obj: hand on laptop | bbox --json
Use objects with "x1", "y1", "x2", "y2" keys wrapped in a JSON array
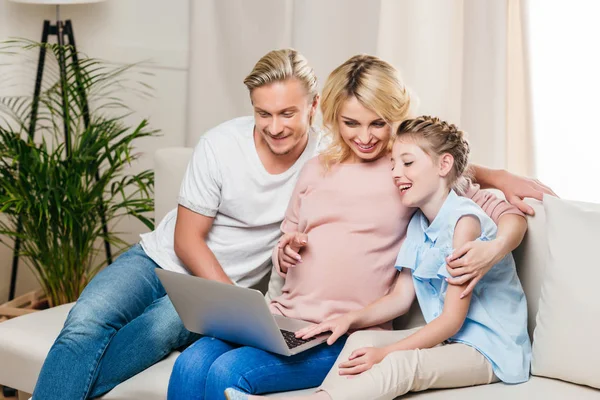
[
  {"x1": 277, "y1": 232, "x2": 308, "y2": 270},
  {"x1": 295, "y1": 313, "x2": 356, "y2": 345}
]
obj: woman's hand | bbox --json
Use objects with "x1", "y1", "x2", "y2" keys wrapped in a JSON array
[
  {"x1": 295, "y1": 313, "x2": 356, "y2": 345},
  {"x1": 338, "y1": 346, "x2": 389, "y2": 376},
  {"x1": 277, "y1": 232, "x2": 308, "y2": 271},
  {"x1": 445, "y1": 239, "x2": 504, "y2": 298}
]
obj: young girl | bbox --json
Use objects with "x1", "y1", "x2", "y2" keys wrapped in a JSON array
[
  {"x1": 236, "y1": 116, "x2": 532, "y2": 400},
  {"x1": 171, "y1": 55, "x2": 528, "y2": 400}
]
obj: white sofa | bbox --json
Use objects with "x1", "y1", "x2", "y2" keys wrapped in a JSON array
[{"x1": 1, "y1": 147, "x2": 599, "y2": 399}]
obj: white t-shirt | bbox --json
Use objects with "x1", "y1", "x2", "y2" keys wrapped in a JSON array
[{"x1": 140, "y1": 116, "x2": 321, "y2": 288}]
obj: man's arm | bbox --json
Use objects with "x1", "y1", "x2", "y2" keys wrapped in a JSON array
[
  {"x1": 470, "y1": 164, "x2": 557, "y2": 215},
  {"x1": 494, "y1": 213, "x2": 527, "y2": 256},
  {"x1": 469, "y1": 164, "x2": 499, "y2": 190},
  {"x1": 174, "y1": 205, "x2": 233, "y2": 285}
]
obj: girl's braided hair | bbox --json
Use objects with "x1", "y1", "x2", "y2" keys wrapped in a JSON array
[{"x1": 396, "y1": 116, "x2": 471, "y2": 192}]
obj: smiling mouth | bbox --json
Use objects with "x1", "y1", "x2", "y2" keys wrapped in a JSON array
[
  {"x1": 269, "y1": 135, "x2": 289, "y2": 141},
  {"x1": 399, "y1": 183, "x2": 412, "y2": 193},
  {"x1": 354, "y1": 142, "x2": 377, "y2": 152}
]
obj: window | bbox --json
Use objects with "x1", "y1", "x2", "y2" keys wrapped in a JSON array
[{"x1": 526, "y1": 0, "x2": 600, "y2": 203}]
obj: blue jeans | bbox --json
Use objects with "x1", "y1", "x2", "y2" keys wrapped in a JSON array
[
  {"x1": 32, "y1": 244, "x2": 200, "y2": 400},
  {"x1": 167, "y1": 335, "x2": 348, "y2": 400}
]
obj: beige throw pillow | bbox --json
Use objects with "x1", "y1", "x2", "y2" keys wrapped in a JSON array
[{"x1": 531, "y1": 195, "x2": 600, "y2": 388}]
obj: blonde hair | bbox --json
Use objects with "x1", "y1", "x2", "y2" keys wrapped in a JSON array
[
  {"x1": 244, "y1": 49, "x2": 318, "y2": 100},
  {"x1": 320, "y1": 54, "x2": 412, "y2": 168},
  {"x1": 396, "y1": 116, "x2": 472, "y2": 194}
]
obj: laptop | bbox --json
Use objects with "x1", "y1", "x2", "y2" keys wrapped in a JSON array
[{"x1": 155, "y1": 268, "x2": 328, "y2": 356}]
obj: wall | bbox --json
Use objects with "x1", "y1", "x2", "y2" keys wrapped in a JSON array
[
  {"x1": 0, "y1": 0, "x2": 190, "y2": 301},
  {"x1": 0, "y1": 0, "x2": 516, "y2": 302}
]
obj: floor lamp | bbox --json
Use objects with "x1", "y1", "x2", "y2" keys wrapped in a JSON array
[{"x1": 6, "y1": 0, "x2": 111, "y2": 306}]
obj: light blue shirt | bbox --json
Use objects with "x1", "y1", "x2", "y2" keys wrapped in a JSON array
[{"x1": 395, "y1": 190, "x2": 531, "y2": 383}]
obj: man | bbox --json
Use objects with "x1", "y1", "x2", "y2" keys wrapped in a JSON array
[{"x1": 32, "y1": 48, "x2": 552, "y2": 399}]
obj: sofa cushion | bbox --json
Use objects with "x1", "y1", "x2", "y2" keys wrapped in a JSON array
[
  {"x1": 511, "y1": 199, "x2": 547, "y2": 339},
  {"x1": 0, "y1": 303, "x2": 74, "y2": 394},
  {"x1": 2, "y1": 298, "x2": 599, "y2": 399},
  {"x1": 398, "y1": 376, "x2": 600, "y2": 399},
  {"x1": 531, "y1": 195, "x2": 600, "y2": 388}
]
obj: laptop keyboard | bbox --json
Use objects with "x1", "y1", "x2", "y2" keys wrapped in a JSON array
[{"x1": 281, "y1": 329, "x2": 314, "y2": 349}]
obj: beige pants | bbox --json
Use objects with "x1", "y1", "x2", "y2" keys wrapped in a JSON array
[{"x1": 319, "y1": 328, "x2": 499, "y2": 400}]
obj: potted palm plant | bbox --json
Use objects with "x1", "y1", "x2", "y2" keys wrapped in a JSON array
[{"x1": 0, "y1": 40, "x2": 158, "y2": 309}]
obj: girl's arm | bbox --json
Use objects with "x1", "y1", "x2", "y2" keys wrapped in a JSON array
[
  {"x1": 446, "y1": 184, "x2": 527, "y2": 297},
  {"x1": 350, "y1": 268, "x2": 415, "y2": 329},
  {"x1": 337, "y1": 216, "x2": 482, "y2": 376},
  {"x1": 297, "y1": 270, "x2": 415, "y2": 343},
  {"x1": 385, "y1": 215, "x2": 481, "y2": 353},
  {"x1": 446, "y1": 213, "x2": 526, "y2": 297}
]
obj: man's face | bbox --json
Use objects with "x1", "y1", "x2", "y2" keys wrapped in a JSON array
[{"x1": 251, "y1": 78, "x2": 317, "y2": 156}]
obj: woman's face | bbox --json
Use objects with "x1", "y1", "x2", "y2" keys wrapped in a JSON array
[{"x1": 337, "y1": 96, "x2": 391, "y2": 163}]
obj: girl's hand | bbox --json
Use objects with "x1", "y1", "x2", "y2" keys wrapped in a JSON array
[
  {"x1": 338, "y1": 346, "x2": 389, "y2": 376},
  {"x1": 277, "y1": 232, "x2": 308, "y2": 270},
  {"x1": 445, "y1": 239, "x2": 503, "y2": 298},
  {"x1": 295, "y1": 313, "x2": 355, "y2": 345}
]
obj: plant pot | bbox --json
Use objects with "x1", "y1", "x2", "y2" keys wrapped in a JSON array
[{"x1": 0, "y1": 289, "x2": 49, "y2": 323}]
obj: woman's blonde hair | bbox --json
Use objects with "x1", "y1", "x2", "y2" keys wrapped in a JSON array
[
  {"x1": 320, "y1": 55, "x2": 412, "y2": 168},
  {"x1": 396, "y1": 116, "x2": 472, "y2": 194},
  {"x1": 244, "y1": 49, "x2": 318, "y2": 101}
]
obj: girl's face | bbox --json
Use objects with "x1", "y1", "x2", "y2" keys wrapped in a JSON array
[
  {"x1": 337, "y1": 96, "x2": 391, "y2": 163},
  {"x1": 391, "y1": 138, "x2": 442, "y2": 208}
]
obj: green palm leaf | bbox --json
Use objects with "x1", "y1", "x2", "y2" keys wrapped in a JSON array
[{"x1": 0, "y1": 39, "x2": 159, "y2": 306}]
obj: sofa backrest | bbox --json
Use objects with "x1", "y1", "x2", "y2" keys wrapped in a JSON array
[
  {"x1": 154, "y1": 148, "x2": 546, "y2": 340},
  {"x1": 513, "y1": 199, "x2": 546, "y2": 339}
]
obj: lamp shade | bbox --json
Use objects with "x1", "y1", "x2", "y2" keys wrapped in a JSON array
[{"x1": 8, "y1": 0, "x2": 106, "y2": 4}]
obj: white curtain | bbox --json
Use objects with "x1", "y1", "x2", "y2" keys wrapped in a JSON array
[
  {"x1": 187, "y1": 0, "x2": 528, "y2": 170},
  {"x1": 0, "y1": 0, "x2": 532, "y2": 298},
  {"x1": 507, "y1": 0, "x2": 534, "y2": 177}
]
